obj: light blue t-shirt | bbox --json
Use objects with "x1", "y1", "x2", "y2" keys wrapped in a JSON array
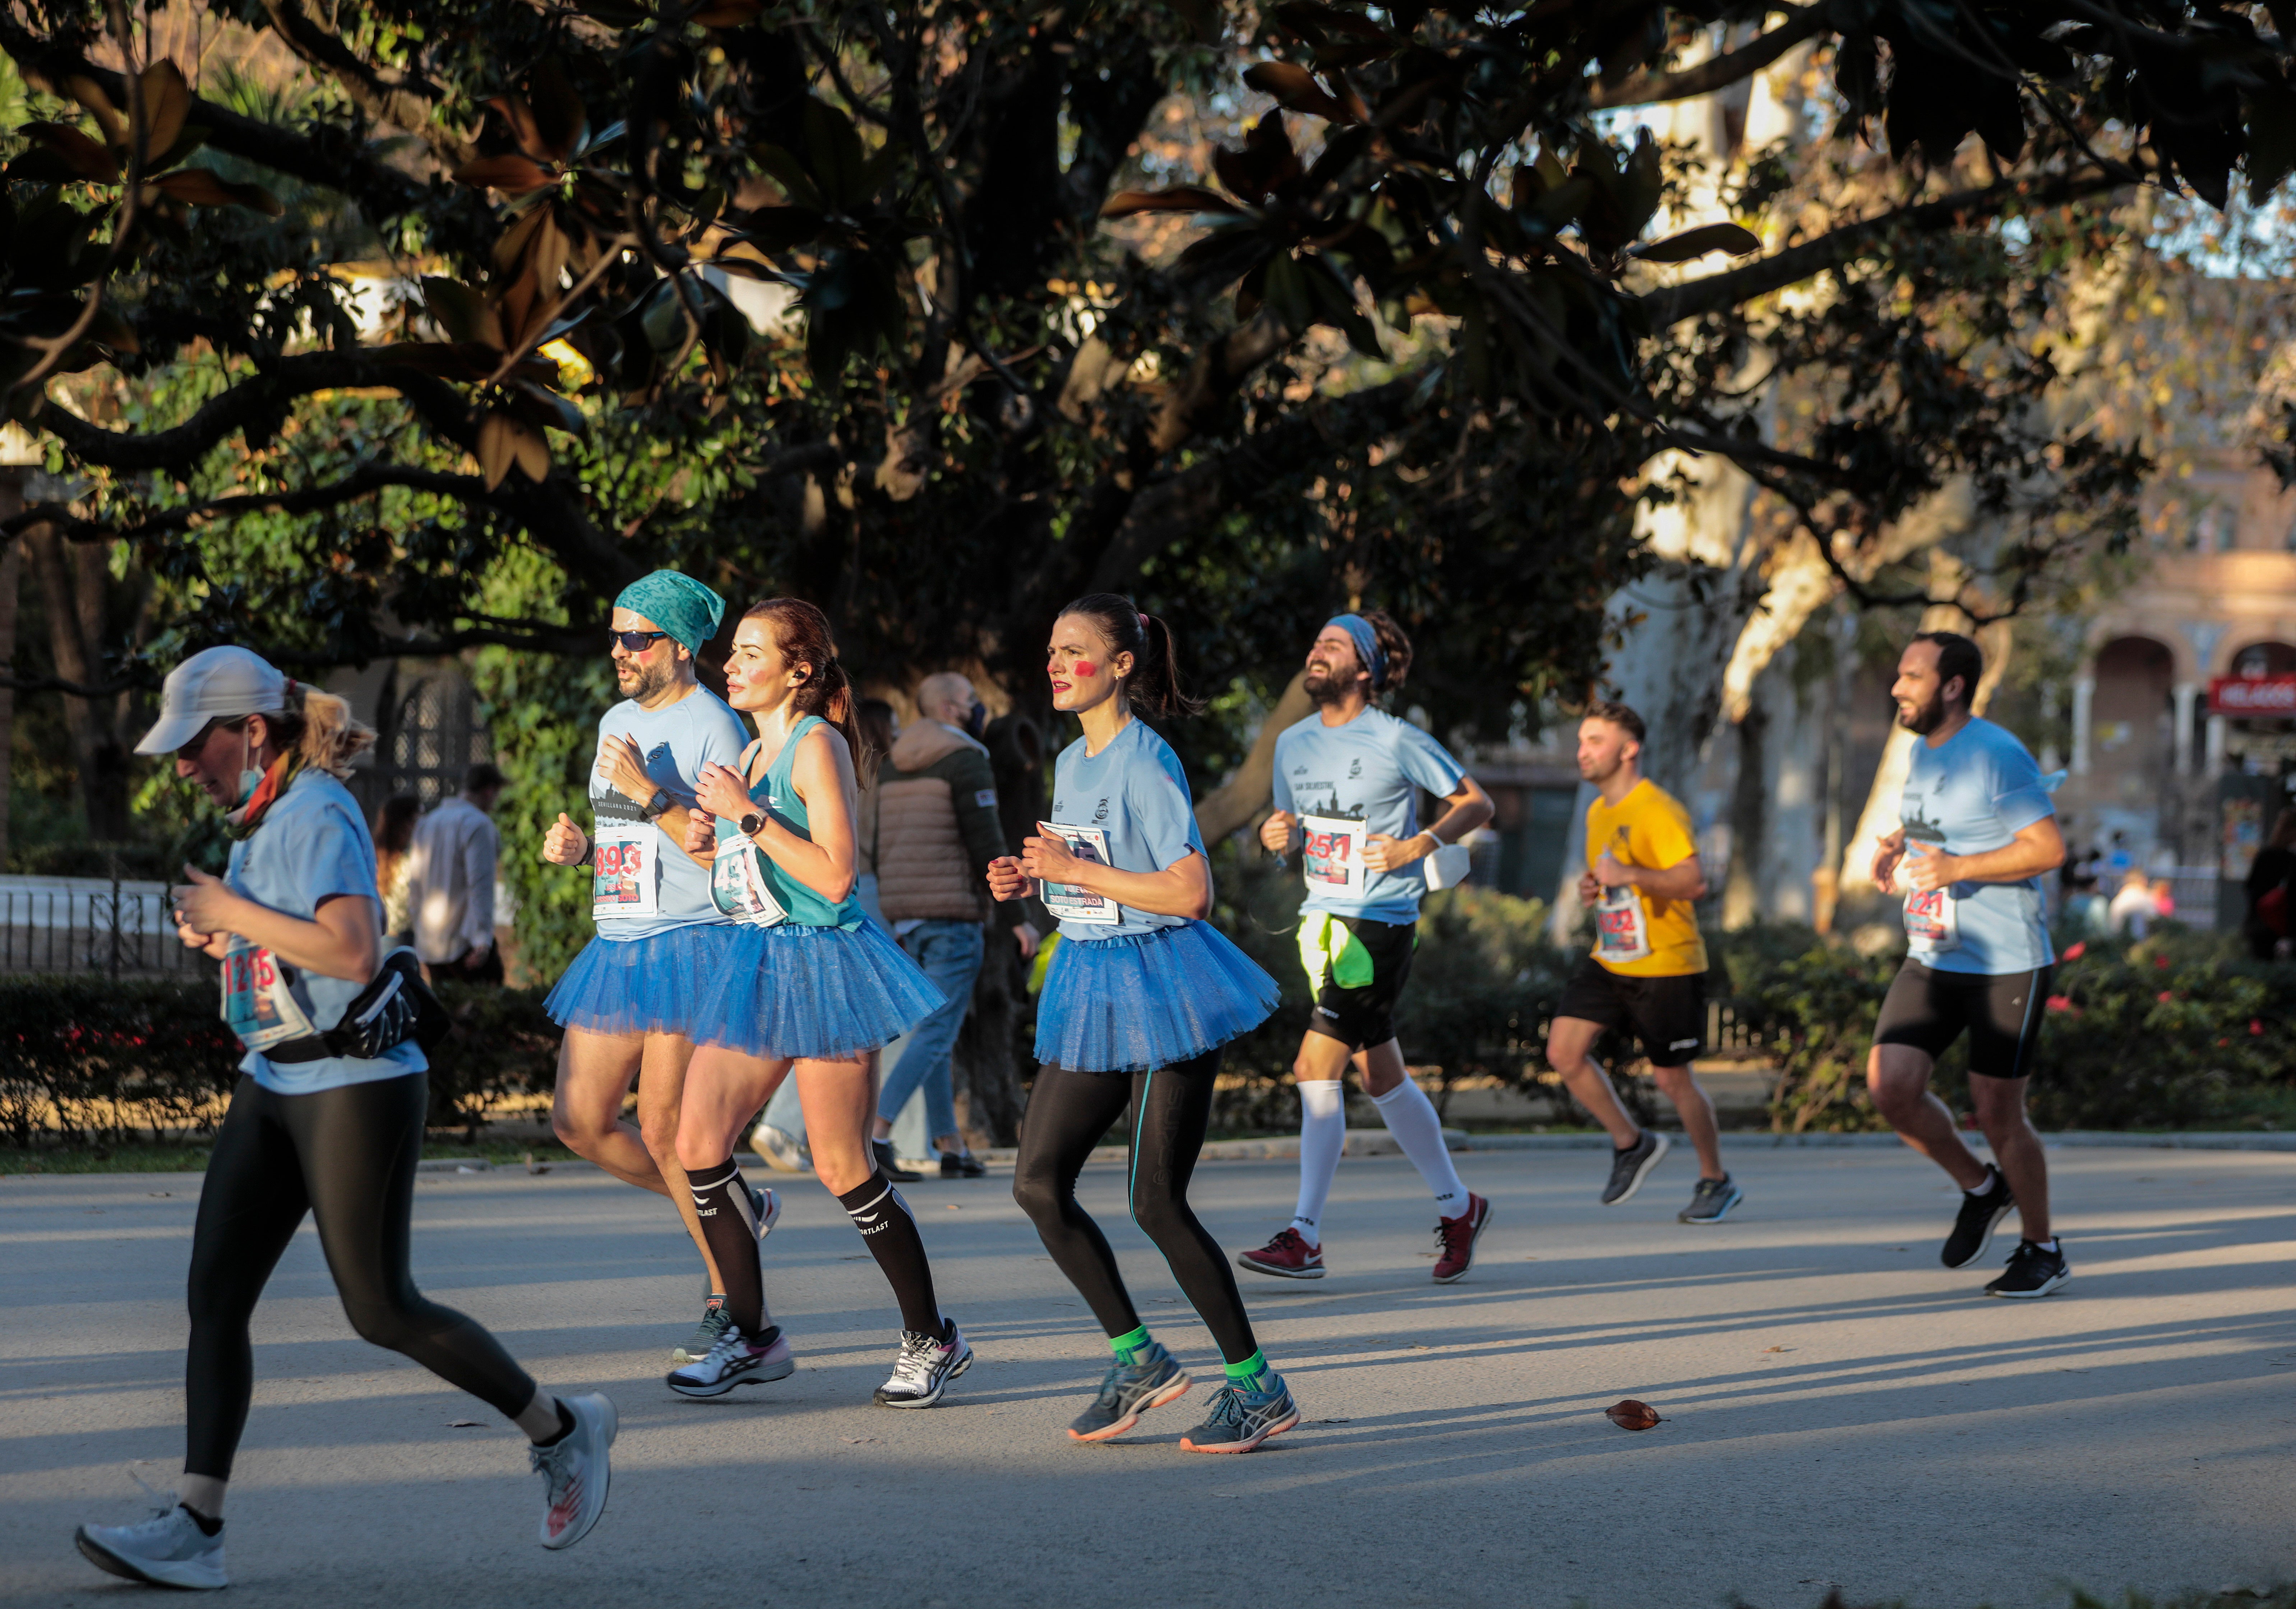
[
  {"x1": 1898, "y1": 717, "x2": 2056, "y2": 975},
  {"x1": 1271, "y1": 706, "x2": 1468, "y2": 923},
  {"x1": 226, "y1": 769, "x2": 424, "y2": 1095},
  {"x1": 590, "y1": 686, "x2": 752, "y2": 941},
  {"x1": 1047, "y1": 718, "x2": 1206, "y2": 941}
]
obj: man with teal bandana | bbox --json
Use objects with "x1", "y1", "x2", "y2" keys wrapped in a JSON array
[
  {"x1": 535, "y1": 570, "x2": 777, "y2": 1363},
  {"x1": 1235, "y1": 611, "x2": 1497, "y2": 1284}
]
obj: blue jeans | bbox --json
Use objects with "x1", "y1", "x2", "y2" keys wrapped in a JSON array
[{"x1": 875, "y1": 920, "x2": 984, "y2": 1142}]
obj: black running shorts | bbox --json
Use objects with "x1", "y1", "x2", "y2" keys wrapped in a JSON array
[
  {"x1": 1872, "y1": 959, "x2": 2051, "y2": 1080},
  {"x1": 1304, "y1": 914, "x2": 1417, "y2": 1051},
  {"x1": 1555, "y1": 955, "x2": 1707, "y2": 1065}
]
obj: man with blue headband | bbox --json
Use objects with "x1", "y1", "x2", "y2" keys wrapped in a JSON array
[
  {"x1": 1237, "y1": 611, "x2": 1496, "y2": 1284},
  {"x1": 536, "y1": 570, "x2": 782, "y2": 1365}
]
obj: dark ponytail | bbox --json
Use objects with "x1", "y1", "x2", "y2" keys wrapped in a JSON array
[
  {"x1": 742, "y1": 597, "x2": 879, "y2": 787},
  {"x1": 1056, "y1": 593, "x2": 1205, "y2": 719}
]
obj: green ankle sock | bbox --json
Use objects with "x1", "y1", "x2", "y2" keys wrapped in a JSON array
[
  {"x1": 1108, "y1": 1325, "x2": 1152, "y2": 1365},
  {"x1": 1223, "y1": 1350, "x2": 1271, "y2": 1391}
]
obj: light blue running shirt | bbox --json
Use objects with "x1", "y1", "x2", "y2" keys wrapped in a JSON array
[
  {"x1": 1047, "y1": 718, "x2": 1205, "y2": 941},
  {"x1": 227, "y1": 769, "x2": 424, "y2": 1095},
  {"x1": 1271, "y1": 706, "x2": 1467, "y2": 924},
  {"x1": 590, "y1": 685, "x2": 752, "y2": 941},
  {"x1": 1898, "y1": 716, "x2": 2056, "y2": 975}
]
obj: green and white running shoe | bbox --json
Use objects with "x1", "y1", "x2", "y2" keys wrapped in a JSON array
[
  {"x1": 75, "y1": 1499, "x2": 226, "y2": 1590},
  {"x1": 1068, "y1": 1342, "x2": 1192, "y2": 1442},
  {"x1": 673, "y1": 1296, "x2": 733, "y2": 1364},
  {"x1": 1178, "y1": 1372, "x2": 1299, "y2": 1454}
]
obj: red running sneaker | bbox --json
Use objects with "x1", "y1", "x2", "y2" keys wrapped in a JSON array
[
  {"x1": 1235, "y1": 1227, "x2": 1325, "y2": 1279},
  {"x1": 1431, "y1": 1194, "x2": 1493, "y2": 1284}
]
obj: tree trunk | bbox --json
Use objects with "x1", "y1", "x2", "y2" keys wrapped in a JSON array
[
  {"x1": 1194, "y1": 671, "x2": 1311, "y2": 845},
  {"x1": 24, "y1": 525, "x2": 131, "y2": 841},
  {"x1": 0, "y1": 524, "x2": 17, "y2": 868}
]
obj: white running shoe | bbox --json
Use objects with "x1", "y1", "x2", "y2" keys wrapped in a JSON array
[
  {"x1": 75, "y1": 1499, "x2": 227, "y2": 1590},
  {"x1": 531, "y1": 1393, "x2": 616, "y2": 1550},
  {"x1": 667, "y1": 1326, "x2": 797, "y2": 1399},
  {"x1": 873, "y1": 1320, "x2": 973, "y2": 1408},
  {"x1": 752, "y1": 1122, "x2": 808, "y2": 1174},
  {"x1": 749, "y1": 1183, "x2": 781, "y2": 1239}
]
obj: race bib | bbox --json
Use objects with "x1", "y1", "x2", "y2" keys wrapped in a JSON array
[
  {"x1": 591, "y1": 819, "x2": 661, "y2": 921},
  {"x1": 711, "y1": 834, "x2": 788, "y2": 928},
  {"x1": 1903, "y1": 886, "x2": 1960, "y2": 953},
  {"x1": 1037, "y1": 821, "x2": 1120, "y2": 925},
  {"x1": 1299, "y1": 813, "x2": 1368, "y2": 896},
  {"x1": 220, "y1": 936, "x2": 319, "y2": 1051},
  {"x1": 1592, "y1": 884, "x2": 1652, "y2": 965}
]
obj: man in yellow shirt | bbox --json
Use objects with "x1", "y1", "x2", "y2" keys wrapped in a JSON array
[{"x1": 1544, "y1": 701, "x2": 1740, "y2": 1222}]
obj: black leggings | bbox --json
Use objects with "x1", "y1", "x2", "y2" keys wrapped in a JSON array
[
  {"x1": 1011, "y1": 1052, "x2": 1260, "y2": 1365},
  {"x1": 185, "y1": 1072, "x2": 537, "y2": 1479}
]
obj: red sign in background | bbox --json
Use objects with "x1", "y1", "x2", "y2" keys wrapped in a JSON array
[{"x1": 2209, "y1": 675, "x2": 2296, "y2": 716}]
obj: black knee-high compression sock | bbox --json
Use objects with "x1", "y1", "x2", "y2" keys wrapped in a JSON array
[
  {"x1": 688, "y1": 1158, "x2": 765, "y2": 1333},
  {"x1": 838, "y1": 1171, "x2": 943, "y2": 1336}
]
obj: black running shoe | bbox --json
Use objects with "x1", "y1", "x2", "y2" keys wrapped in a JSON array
[
  {"x1": 1985, "y1": 1238, "x2": 2069, "y2": 1299},
  {"x1": 871, "y1": 1137, "x2": 921, "y2": 1183},
  {"x1": 1600, "y1": 1130, "x2": 1669, "y2": 1205},
  {"x1": 939, "y1": 1150, "x2": 987, "y2": 1178},
  {"x1": 1941, "y1": 1165, "x2": 2015, "y2": 1269},
  {"x1": 1678, "y1": 1175, "x2": 1743, "y2": 1224}
]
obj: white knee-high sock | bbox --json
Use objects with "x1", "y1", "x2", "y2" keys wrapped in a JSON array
[
  {"x1": 1290, "y1": 1081, "x2": 1346, "y2": 1247},
  {"x1": 1372, "y1": 1077, "x2": 1468, "y2": 1216}
]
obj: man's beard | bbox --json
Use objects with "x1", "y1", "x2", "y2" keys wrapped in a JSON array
[
  {"x1": 1303, "y1": 663, "x2": 1352, "y2": 706},
  {"x1": 1898, "y1": 689, "x2": 1948, "y2": 735},
  {"x1": 620, "y1": 657, "x2": 676, "y2": 704}
]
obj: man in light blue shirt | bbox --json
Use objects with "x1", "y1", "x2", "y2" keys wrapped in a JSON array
[
  {"x1": 1234, "y1": 611, "x2": 1496, "y2": 1284},
  {"x1": 1867, "y1": 630, "x2": 2069, "y2": 1299}
]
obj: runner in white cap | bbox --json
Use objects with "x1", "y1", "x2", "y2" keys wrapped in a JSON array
[{"x1": 73, "y1": 648, "x2": 613, "y2": 1591}]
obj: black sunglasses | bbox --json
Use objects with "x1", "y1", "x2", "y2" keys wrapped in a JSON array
[{"x1": 609, "y1": 630, "x2": 671, "y2": 652}]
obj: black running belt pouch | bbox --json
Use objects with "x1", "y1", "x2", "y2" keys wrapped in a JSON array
[{"x1": 254, "y1": 947, "x2": 453, "y2": 1064}]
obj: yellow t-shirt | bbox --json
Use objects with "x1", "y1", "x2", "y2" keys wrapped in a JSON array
[{"x1": 1584, "y1": 779, "x2": 1708, "y2": 977}]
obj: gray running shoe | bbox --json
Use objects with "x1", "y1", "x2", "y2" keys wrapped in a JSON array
[
  {"x1": 751, "y1": 1121, "x2": 807, "y2": 1174},
  {"x1": 532, "y1": 1393, "x2": 616, "y2": 1550},
  {"x1": 673, "y1": 1296, "x2": 732, "y2": 1364},
  {"x1": 75, "y1": 1499, "x2": 226, "y2": 1590},
  {"x1": 749, "y1": 1184, "x2": 780, "y2": 1239},
  {"x1": 874, "y1": 1320, "x2": 973, "y2": 1407},
  {"x1": 1068, "y1": 1342, "x2": 1192, "y2": 1442},
  {"x1": 666, "y1": 1326, "x2": 796, "y2": 1398},
  {"x1": 1178, "y1": 1372, "x2": 1300, "y2": 1454},
  {"x1": 1678, "y1": 1175, "x2": 1744, "y2": 1224},
  {"x1": 1601, "y1": 1129, "x2": 1671, "y2": 1205}
]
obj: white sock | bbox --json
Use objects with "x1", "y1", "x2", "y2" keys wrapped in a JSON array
[
  {"x1": 1290, "y1": 1081, "x2": 1346, "y2": 1247},
  {"x1": 1371, "y1": 1077, "x2": 1468, "y2": 1216}
]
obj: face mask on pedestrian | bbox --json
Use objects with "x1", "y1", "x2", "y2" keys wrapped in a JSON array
[
  {"x1": 233, "y1": 725, "x2": 265, "y2": 807},
  {"x1": 964, "y1": 700, "x2": 988, "y2": 740}
]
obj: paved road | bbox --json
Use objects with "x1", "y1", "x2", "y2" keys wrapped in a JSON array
[{"x1": 4, "y1": 1145, "x2": 2292, "y2": 1608}]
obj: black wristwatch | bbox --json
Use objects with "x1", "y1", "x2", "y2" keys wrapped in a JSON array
[
  {"x1": 738, "y1": 811, "x2": 766, "y2": 838},
  {"x1": 639, "y1": 787, "x2": 674, "y2": 822}
]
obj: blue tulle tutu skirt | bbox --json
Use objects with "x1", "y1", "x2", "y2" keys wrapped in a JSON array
[
  {"x1": 1035, "y1": 921, "x2": 1279, "y2": 1074},
  {"x1": 690, "y1": 919, "x2": 945, "y2": 1060},
  {"x1": 545, "y1": 923, "x2": 736, "y2": 1037}
]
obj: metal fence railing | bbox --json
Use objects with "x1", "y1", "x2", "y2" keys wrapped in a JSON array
[{"x1": 0, "y1": 875, "x2": 203, "y2": 978}]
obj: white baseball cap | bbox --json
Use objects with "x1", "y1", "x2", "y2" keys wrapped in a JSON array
[{"x1": 135, "y1": 646, "x2": 291, "y2": 756}]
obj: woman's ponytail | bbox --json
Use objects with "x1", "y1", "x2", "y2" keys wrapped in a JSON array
[
  {"x1": 260, "y1": 682, "x2": 376, "y2": 778},
  {"x1": 1056, "y1": 593, "x2": 1205, "y2": 719}
]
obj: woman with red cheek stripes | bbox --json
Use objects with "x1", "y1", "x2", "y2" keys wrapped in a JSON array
[{"x1": 989, "y1": 594, "x2": 1299, "y2": 1453}]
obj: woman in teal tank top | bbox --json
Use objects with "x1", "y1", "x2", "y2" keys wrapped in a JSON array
[{"x1": 664, "y1": 599, "x2": 964, "y2": 1409}]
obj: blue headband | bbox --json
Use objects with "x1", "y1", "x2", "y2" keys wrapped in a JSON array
[{"x1": 1327, "y1": 614, "x2": 1386, "y2": 691}]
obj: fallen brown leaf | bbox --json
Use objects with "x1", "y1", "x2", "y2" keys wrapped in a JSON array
[
  {"x1": 1763, "y1": 1345, "x2": 1794, "y2": 1353},
  {"x1": 447, "y1": 1420, "x2": 482, "y2": 1427},
  {"x1": 1604, "y1": 1399, "x2": 1663, "y2": 1431}
]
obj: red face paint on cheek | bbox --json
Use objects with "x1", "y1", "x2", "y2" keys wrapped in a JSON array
[{"x1": 1072, "y1": 660, "x2": 1098, "y2": 677}]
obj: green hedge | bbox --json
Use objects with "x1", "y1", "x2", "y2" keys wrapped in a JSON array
[{"x1": 0, "y1": 977, "x2": 563, "y2": 1147}]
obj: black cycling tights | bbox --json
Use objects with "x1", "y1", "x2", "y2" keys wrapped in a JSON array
[
  {"x1": 1011, "y1": 1052, "x2": 1260, "y2": 1366},
  {"x1": 185, "y1": 1072, "x2": 537, "y2": 1479}
]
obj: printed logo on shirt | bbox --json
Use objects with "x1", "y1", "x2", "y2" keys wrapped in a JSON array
[
  {"x1": 1092, "y1": 796, "x2": 1110, "y2": 823},
  {"x1": 1348, "y1": 758, "x2": 1363, "y2": 779},
  {"x1": 1292, "y1": 764, "x2": 1307, "y2": 775},
  {"x1": 1669, "y1": 1038, "x2": 1699, "y2": 1052},
  {"x1": 974, "y1": 789, "x2": 998, "y2": 808}
]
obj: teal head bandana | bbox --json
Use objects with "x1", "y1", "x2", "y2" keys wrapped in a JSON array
[{"x1": 614, "y1": 570, "x2": 726, "y2": 654}]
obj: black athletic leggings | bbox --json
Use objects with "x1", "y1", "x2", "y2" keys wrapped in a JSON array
[
  {"x1": 185, "y1": 1072, "x2": 536, "y2": 1479},
  {"x1": 1011, "y1": 1051, "x2": 1260, "y2": 1365}
]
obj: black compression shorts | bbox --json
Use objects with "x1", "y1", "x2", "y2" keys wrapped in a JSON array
[
  {"x1": 1872, "y1": 959, "x2": 2051, "y2": 1080},
  {"x1": 1303, "y1": 914, "x2": 1417, "y2": 1051},
  {"x1": 1555, "y1": 955, "x2": 1708, "y2": 1065}
]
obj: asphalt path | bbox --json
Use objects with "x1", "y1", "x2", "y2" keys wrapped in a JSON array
[{"x1": 3, "y1": 1144, "x2": 2292, "y2": 1608}]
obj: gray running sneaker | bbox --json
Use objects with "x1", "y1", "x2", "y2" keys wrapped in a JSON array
[
  {"x1": 1601, "y1": 1129, "x2": 1671, "y2": 1205},
  {"x1": 1178, "y1": 1373, "x2": 1299, "y2": 1454},
  {"x1": 1678, "y1": 1175, "x2": 1744, "y2": 1224},
  {"x1": 666, "y1": 1326, "x2": 796, "y2": 1399},
  {"x1": 532, "y1": 1393, "x2": 617, "y2": 1550},
  {"x1": 751, "y1": 1122, "x2": 807, "y2": 1174},
  {"x1": 749, "y1": 1184, "x2": 780, "y2": 1239},
  {"x1": 1068, "y1": 1342, "x2": 1192, "y2": 1442},
  {"x1": 673, "y1": 1296, "x2": 732, "y2": 1364},
  {"x1": 75, "y1": 1499, "x2": 226, "y2": 1590},
  {"x1": 874, "y1": 1320, "x2": 973, "y2": 1407}
]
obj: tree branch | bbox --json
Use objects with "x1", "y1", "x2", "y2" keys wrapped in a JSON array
[
  {"x1": 1, "y1": 464, "x2": 500, "y2": 546},
  {"x1": 1591, "y1": 9, "x2": 1828, "y2": 110},
  {"x1": 256, "y1": 0, "x2": 468, "y2": 167},
  {"x1": 1637, "y1": 170, "x2": 2128, "y2": 329}
]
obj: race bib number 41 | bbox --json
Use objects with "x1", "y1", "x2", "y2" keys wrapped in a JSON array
[
  {"x1": 1299, "y1": 813, "x2": 1368, "y2": 896},
  {"x1": 711, "y1": 834, "x2": 787, "y2": 928},
  {"x1": 591, "y1": 819, "x2": 662, "y2": 920}
]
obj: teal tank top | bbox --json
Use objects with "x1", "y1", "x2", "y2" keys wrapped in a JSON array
[{"x1": 734, "y1": 715, "x2": 864, "y2": 929}]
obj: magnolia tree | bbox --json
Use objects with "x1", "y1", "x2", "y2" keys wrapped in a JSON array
[{"x1": 4, "y1": 0, "x2": 2293, "y2": 1130}]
